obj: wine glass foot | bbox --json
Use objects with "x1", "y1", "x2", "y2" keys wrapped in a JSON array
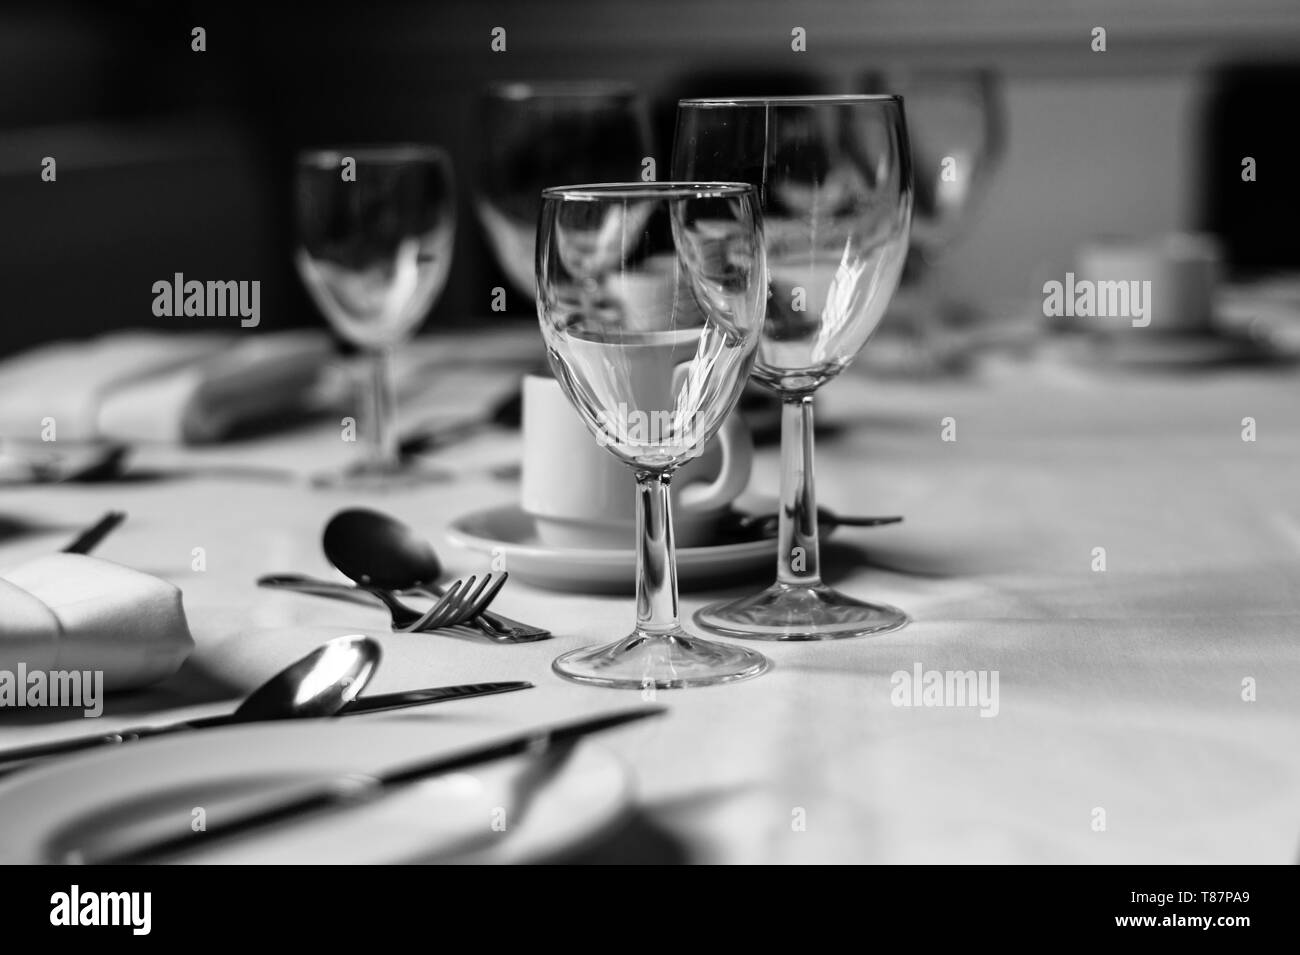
[
  {"x1": 311, "y1": 459, "x2": 452, "y2": 490},
  {"x1": 552, "y1": 629, "x2": 770, "y2": 689},
  {"x1": 694, "y1": 583, "x2": 909, "y2": 641}
]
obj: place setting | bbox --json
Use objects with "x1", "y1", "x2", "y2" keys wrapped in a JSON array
[
  {"x1": 0, "y1": 86, "x2": 922, "y2": 864},
  {"x1": 5, "y1": 5, "x2": 1300, "y2": 886}
]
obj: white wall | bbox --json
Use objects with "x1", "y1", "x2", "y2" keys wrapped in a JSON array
[{"x1": 944, "y1": 71, "x2": 1204, "y2": 314}]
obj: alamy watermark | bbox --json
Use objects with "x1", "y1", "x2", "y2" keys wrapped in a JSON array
[
  {"x1": 1042, "y1": 272, "x2": 1151, "y2": 328},
  {"x1": 50, "y1": 885, "x2": 151, "y2": 935},
  {"x1": 890, "y1": 662, "x2": 999, "y2": 718},
  {"x1": 594, "y1": 403, "x2": 705, "y2": 458},
  {"x1": 0, "y1": 664, "x2": 103, "y2": 717},
  {"x1": 151, "y1": 273, "x2": 260, "y2": 327}
]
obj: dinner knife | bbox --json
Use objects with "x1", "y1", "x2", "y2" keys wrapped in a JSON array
[
  {"x1": 61, "y1": 510, "x2": 127, "y2": 555},
  {"x1": 87, "y1": 706, "x2": 665, "y2": 864},
  {"x1": 0, "y1": 681, "x2": 534, "y2": 770}
]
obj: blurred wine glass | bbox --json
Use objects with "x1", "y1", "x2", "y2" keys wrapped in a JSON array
[
  {"x1": 295, "y1": 144, "x2": 455, "y2": 485},
  {"x1": 867, "y1": 69, "x2": 1003, "y2": 254},
  {"x1": 863, "y1": 69, "x2": 1004, "y2": 368},
  {"x1": 477, "y1": 81, "x2": 653, "y2": 300}
]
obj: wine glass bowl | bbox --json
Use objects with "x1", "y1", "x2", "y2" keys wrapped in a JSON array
[
  {"x1": 536, "y1": 182, "x2": 771, "y2": 688},
  {"x1": 863, "y1": 69, "x2": 1003, "y2": 257},
  {"x1": 674, "y1": 95, "x2": 914, "y2": 640},
  {"x1": 676, "y1": 97, "x2": 913, "y2": 395},
  {"x1": 479, "y1": 82, "x2": 653, "y2": 299},
  {"x1": 862, "y1": 70, "x2": 1005, "y2": 374}
]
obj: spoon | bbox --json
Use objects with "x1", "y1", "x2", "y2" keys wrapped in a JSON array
[
  {"x1": 728, "y1": 507, "x2": 903, "y2": 540},
  {"x1": 323, "y1": 508, "x2": 550, "y2": 641},
  {"x1": 0, "y1": 634, "x2": 381, "y2": 771}
]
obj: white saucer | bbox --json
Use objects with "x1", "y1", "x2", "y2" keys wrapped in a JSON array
[
  {"x1": 447, "y1": 504, "x2": 785, "y2": 594},
  {"x1": 1051, "y1": 311, "x2": 1300, "y2": 370},
  {"x1": 1073, "y1": 331, "x2": 1287, "y2": 368},
  {"x1": 0, "y1": 719, "x2": 631, "y2": 864}
]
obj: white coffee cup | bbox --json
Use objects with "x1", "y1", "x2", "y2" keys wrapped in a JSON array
[
  {"x1": 1076, "y1": 232, "x2": 1221, "y2": 334},
  {"x1": 522, "y1": 373, "x2": 753, "y2": 549}
]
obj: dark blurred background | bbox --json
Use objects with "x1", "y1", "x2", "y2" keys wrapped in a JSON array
[{"x1": 2, "y1": 0, "x2": 1298, "y2": 357}]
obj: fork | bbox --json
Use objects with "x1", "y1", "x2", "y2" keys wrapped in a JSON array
[
  {"x1": 407, "y1": 574, "x2": 509, "y2": 633},
  {"x1": 257, "y1": 573, "x2": 508, "y2": 635},
  {"x1": 399, "y1": 583, "x2": 551, "y2": 641}
]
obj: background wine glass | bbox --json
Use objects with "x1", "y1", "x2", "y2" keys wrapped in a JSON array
[
  {"x1": 537, "y1": 181, "x2": 770, "y2": 688},
  {"x1": 867, "y1": 69, "x2": 1002, "y2": 257},
  {"x1": 477, "y1": 81, "x2": 653, "y2": 300},
  {"x1": 295, "y1": 145, "x2": 455, "y2": 484},
  {"x1": 673, "y1": 95, "x2": 914, "y2": 640},
  {"x1": 863, "y1": 69, "x2": 1005, "y2": 370}
]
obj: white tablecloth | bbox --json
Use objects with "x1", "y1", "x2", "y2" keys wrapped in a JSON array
[{"x1": 2, "y1": 332, "x2": 1298, "y2": 863}]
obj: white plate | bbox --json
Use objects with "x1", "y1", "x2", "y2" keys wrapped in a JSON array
[
  {"x1": 0, "y1": 719, "x2": 631, "y2": 864},
  {"x1": 447, "y1": 504, "x2": 782, "y2": 594}
]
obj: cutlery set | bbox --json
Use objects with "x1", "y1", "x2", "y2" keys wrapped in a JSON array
[
  {"x1": 9, "y1": 477, "x2": 898, "y2": 863},
  {"x1": 0, "y1": 632, "x2": 654, "y2": 863},
  {"x1": 260, "y1": 506, "x2": 552, "y2": 641}
]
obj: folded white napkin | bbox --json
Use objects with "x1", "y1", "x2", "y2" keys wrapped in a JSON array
[
  {"x1": 0, "y1": 554, "x2": 193, "y2": 692},
  {"x1": 0, "y1": 331, "x2": 333, "y2": 445},
  {"x1": 0, "y1": 334, "x2": 223, "y2": 442}
]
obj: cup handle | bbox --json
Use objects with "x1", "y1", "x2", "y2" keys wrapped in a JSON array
[{"x1": 677, "y1": 413, "x2": 753, "y2": 513}]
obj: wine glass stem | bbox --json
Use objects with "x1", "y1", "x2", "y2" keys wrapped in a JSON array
[
  {"x1": 634, "y1": 470, "x2": 680, "y2": 636},
  {"x1": 367, "y1": 348, "x2": 399, "y2": 470},
  {"x1": 918, "y1": 245, "x2": 946, "y2": 340},
  {"x1": 777, "y1": 395, "x2": 822, "y2": 587}
]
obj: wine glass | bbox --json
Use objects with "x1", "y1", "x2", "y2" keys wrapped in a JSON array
[
  {"x1": 537, "y1": 182, "x2": 771, "y2": 688},
  {"x1": 863, "y1": 70, "x2": 1004, "y2": 367},
  {"x1": 295, "y1": 145, "x2": 455, "y2": 484},
  {"x1": 864, "y1": 69, "x2": 1002, "y2": 258},
  {"x1": 673, "y1": 95, "x2": 913, "y2": 640},
  {"x1": 478, "y1": 81, "x2": 653, "y2": 300}
]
